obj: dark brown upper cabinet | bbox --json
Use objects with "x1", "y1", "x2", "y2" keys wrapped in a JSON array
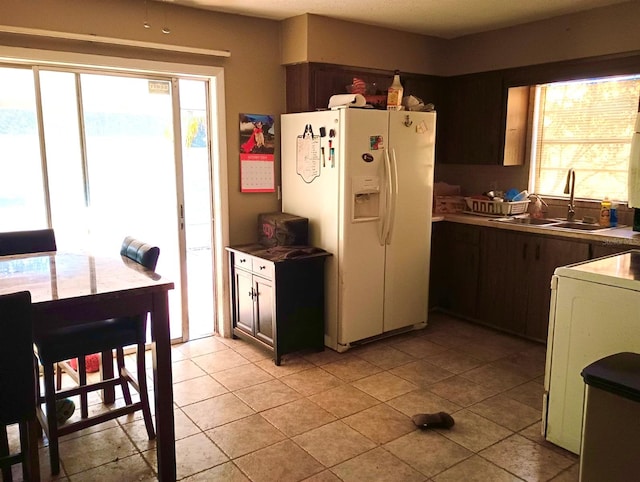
[
  {"x1": 436, "y1": 70, "x2": 505, "y2": 165},
  {"x1": 285, "y1": 63, "x2": 442, "y2": 114},
  {"x1": 284, "y1": 53, "x2": 640, "y2": 166}
]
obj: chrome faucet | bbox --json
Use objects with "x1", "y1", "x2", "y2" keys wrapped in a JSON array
[{"x1": 564, "y1": 169, "x2": 576, "y2": 222}]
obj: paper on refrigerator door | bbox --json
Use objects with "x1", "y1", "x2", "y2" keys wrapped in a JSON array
[{"x1": 328, "y1": 94, "x2": 366, "y2": 109}]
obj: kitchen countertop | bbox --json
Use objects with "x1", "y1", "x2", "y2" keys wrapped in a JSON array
[{"x1": 439, "y1": 212, "x2": 640, "y2": 248}]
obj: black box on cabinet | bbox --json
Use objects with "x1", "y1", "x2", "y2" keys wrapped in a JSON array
[{"x1": 258, "y1": 212, "x2": 309, "y2": 247}]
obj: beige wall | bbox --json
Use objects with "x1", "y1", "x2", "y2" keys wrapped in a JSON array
[
  {"x1": 1, "y1": 0, "x2": 639, "y2": 241},
  {"x1": 0, "y1": 0, "x2": 284, "y2": 245},
  {"x1": 280, "y1": 3, "x2": 639, "y2": 77},
  {"x1": 283, "y1": 14, "x2": 448, "y2": 75},
  {"x1": 446, "y1": 1, "x2": 640, "y2": 75}
]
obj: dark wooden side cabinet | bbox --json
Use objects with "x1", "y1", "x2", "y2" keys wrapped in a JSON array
[{"x1": 226, "y1": 245, "x2": 330, "y2": 365}]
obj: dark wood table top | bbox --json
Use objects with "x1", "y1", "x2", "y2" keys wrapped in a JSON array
[
  {"x1": 0, "y1": 251, "x2": 174, "y2": 304},
  {"x1": 0, "y1": 251, "x2": 177, "y2": 480}
]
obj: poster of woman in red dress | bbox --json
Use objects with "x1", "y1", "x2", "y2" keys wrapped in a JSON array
[{"x1": 239, "y1": 113, "x2": 275, "y2": 192}]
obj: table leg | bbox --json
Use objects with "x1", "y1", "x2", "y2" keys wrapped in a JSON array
[{"x1": 150, "y1": 291, "x2": 176, "y2": 481}]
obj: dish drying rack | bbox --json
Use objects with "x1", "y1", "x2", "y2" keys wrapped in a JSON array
[{"x1": 464, "y1": 197, "x2": 530, "y2": 216}]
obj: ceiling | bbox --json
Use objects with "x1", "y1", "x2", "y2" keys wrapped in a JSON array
[{"x1": 162, "y1": 0, "x2": 631, "y2": 39}]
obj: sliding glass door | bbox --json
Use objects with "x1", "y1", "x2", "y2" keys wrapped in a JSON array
[
  {"x1": 178, "y1": 79, "x2": 215, "y2": 339},
  {"x1": 0, "y1": 67, "x2": 48, "y2": 229},
  {"x1": 0, "y1": 64, "x2": 217, "y2": 341}
]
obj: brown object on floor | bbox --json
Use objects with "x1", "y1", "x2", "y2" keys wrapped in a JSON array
[{"x1": 412, "y1": 412, "x2": 455, "y2": 430}]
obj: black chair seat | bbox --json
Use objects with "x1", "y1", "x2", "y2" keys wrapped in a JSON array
[{"x1": 35, "y1": 317, "x2": 141, "y2": 365}]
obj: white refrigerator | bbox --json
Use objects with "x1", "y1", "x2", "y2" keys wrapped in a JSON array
[
  {"x1": 281, "y1": 108, "x2": 436, "y2": 352},
  {"x1": 543, "y1": 250, "x2": 640, "y2": 454}
]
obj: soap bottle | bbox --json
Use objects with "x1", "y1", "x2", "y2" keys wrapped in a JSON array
[
  {"x1": 610, "y1": 202, "x2": 618, "y2": 227},
  {"x1": 599, "y1": 197, "x2": 611, "y2": 227},
  {"x1": 386, "y1": 70, "x2": 404, "y2": 111}
]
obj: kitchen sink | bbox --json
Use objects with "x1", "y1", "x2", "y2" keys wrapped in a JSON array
[
  {"x1": 493, "y1": 217, "x2": 558, "y2": 226},
  {"x1": 493, "y1": 216, "x2": 621, "y2": 231},
  {"x1": 551, "y1": 222, "x2": 611, "y2": 231}
]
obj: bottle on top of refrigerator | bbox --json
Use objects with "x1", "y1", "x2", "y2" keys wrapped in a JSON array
[
  {"x1": 599, "y1": 197, "x2": 611, "y2": 227},
  {"x1": 386, "y1": 70, "x2": 404, "y2": 111}
]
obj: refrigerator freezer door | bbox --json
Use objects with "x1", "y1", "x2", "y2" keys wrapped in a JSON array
[
  {"x1": 383, "y1": 111, "x2": 436, "y2": 332},
  {"x1": 339, "y1": 109, "x2": 388, "y2": 345}
]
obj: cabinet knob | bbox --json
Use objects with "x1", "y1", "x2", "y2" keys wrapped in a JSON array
[
  {"x1": 259, "y1": 265, "x2": 265, "y2": 270},
  {"x1": 240, "y1": 258, "x2": 246, "y2": 263}
]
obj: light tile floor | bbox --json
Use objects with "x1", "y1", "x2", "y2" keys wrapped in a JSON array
[{"x1": 7, "y1": 312, "x2": 580, "y2": 481}]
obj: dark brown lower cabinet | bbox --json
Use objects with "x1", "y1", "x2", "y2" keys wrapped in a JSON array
[
  {"x1": 433, "y1": 222, "x2": 594, "y2": 342},
  {"x1": 478, "y1": 228, "x2": 592, "y2": 341},
  {"x1": 431, "y1": 222, "x2": 480, "y2": 320},
  {"x1": 523, "y1": 235, "x2": 590, "y2": 341},
  {"x1": 590, "y1": 240, "x2": 635, "y2": 259},
  {"x1": 227, "y1": 246, "x2": 330, "y2": 365},
  {"x1": 478, "y1": 228, "x2": 528, "y2": 335},
  {"x1": 478, "y1": 228, "x2": 590, "y2": 341}
]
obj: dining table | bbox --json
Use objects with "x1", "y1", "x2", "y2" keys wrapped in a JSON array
[{"x1": 0, "y1": 251, "x2": 176, "y2": 481}]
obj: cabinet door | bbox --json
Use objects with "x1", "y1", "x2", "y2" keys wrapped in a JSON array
[
  {"x1": 234, "y1": 268, "x2": 255, "y2": 335},
  {"x1": 254, "y1": 276, "x2": 275, "y2": 347},
  {"x1": 438, "y1": 71, "x2": 504, "y2": 164},
  {"x1": 525, "y1": 236, "x2": 589, "y2": 341},
  {"x1": 440, "y1": 223, "x2": 480, "y2": 319},
  {"x1": 478, "y1": 228, "x2": 527, "y2": 334}
]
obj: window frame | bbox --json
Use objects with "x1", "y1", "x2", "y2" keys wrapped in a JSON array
[{"x1": 528, "y1": 74, "x2": 640, "y2": 203}]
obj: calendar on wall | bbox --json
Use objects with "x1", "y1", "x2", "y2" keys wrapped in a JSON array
[{"x1": 239, "y1": 113, "x2": 275, "y2": 193}]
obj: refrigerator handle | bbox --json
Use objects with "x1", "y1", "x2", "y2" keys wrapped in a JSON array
[
  {"x1": 385, "y1": 148, "x2": 399, "y2": 245},
  {"x1": 380, "y1": 148, "x2": 393, "y2": 245}
]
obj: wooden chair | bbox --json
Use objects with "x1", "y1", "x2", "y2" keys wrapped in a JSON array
[
  {"x1": 0, "y1": 229, "x2": 56, "y2": 256},
  {"x1": 33, "y1": 237, "x2": 158, "y2": 475},
  {"x1": 0, "y1": 291, "x2": 40, "y2": 482}
]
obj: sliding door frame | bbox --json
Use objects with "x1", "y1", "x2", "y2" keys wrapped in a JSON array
[{"x1": 0, "y1": 45, "x2": 230, "y2": 341}]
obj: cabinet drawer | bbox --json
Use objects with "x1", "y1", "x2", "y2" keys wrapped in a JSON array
[
  {"x1": 234, "y1": 252, "x2": 252, "y2": 269},
  {"x1": 252, "y1": 258, "x2": 274, "y2": 279}
]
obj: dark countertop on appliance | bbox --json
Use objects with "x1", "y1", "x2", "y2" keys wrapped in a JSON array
[{"x1": 226, "y1": 244, "x2": 332, "y2": 262}]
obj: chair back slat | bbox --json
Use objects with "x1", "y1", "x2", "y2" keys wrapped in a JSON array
[
  {"x1": 0, "y1": 229, "x2": 57, "y2": 256},
  {"x1": 120, "y1": 236, "x2": 159, "y2": 271},
  {"x1": 0, "y1": 291, "x2": 35, "y2": 424}
]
